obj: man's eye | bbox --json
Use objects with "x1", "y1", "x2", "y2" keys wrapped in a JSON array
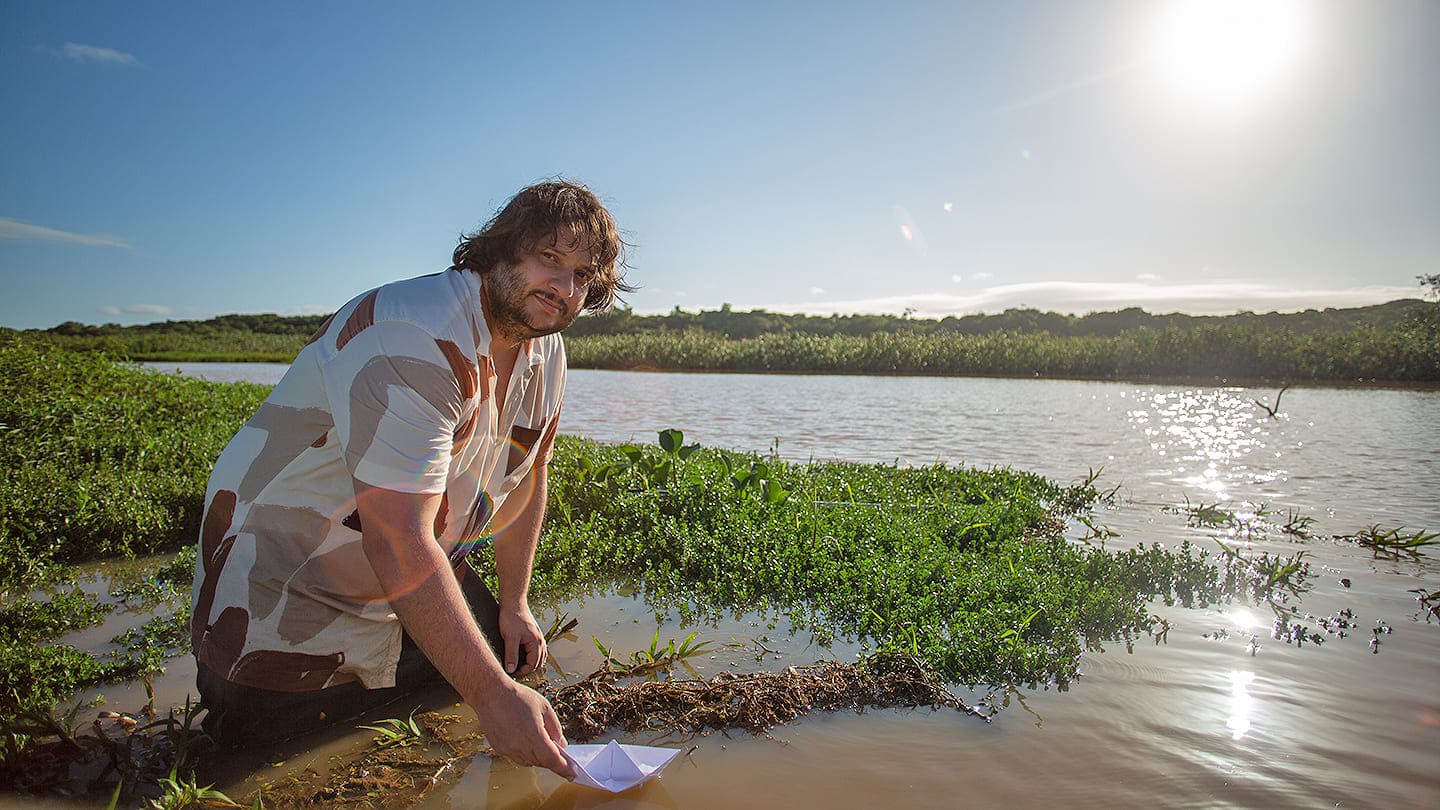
[{"x1": 575, "y1": 270, "x2": 593, "y2": 285}]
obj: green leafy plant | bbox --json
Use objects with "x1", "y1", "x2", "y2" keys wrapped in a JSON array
[
  {"x1": 544, "y1": 613, "x2": 580, "y2": 644},
  {"x1": 1280, "y1": 509, "x2": 1315, "y2": 538},
  {"x1": 358, "y1": 708, "x2": 425, "y2": 749},
  {"x1": 1075, "y1": 515, "x2": 1119, "y2": 543},
  {"x1": 1343, "y1": 525, "x2": 1440, "y2": 560},
  {"x1": 1181, "y1": 498, "x2": 1235, "y2": 528},
  {"x1": 148, "y1": 766, "x2": 239, "y2": 809},
  {"x1": 723, "y1": 457, "x2": 790, "y2": 504},
  {"x1": 593, "y1": 630, "x2": 714, "y2": 676}
]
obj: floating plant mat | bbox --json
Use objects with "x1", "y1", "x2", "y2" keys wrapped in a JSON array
[
  {"x1": 249, "y1": 651, "x2": 977, "y2": 808},
  {"x1": 548, "y1": 650, "x2": 985, "y2": 743}
]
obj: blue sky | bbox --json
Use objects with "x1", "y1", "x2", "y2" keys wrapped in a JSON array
[{"x1": 2, "y1": 1, "x2": 1436, "y2": 329}]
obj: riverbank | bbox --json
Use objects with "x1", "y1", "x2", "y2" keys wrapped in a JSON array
[{"x1": 12, "y1": 298, "x2": 1440, "y2": 384}]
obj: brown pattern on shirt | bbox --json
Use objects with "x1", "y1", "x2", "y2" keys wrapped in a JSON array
[
  {"x1": 452, "y1": 410, "x2": 479, "y2": 456},
  {"x1": 230, "y1": 649, "x2": 346, "y2": 692},
  {"x1": 536, "y1": 407, "x2": 561, "y2": 467},
  {"x1": 345, "y1": 355, "x2": 460, "y2": 477},
  {"x1": 196, "y1": 605, "x2": 249, "y2": 676},
  {"x1": 304, "y1": 313, "x2": 335, "y2": 347},
  {"x1": 241, "y1": 503, "x2": 334, "y2": 623},
  {"x1": 192, "y1": 489, "x2": 238, "y2": 652},
  {"x1": 507, "y1": 424, "x2": 543, "y2": 476},
  {"x1": 435, "y1": 338, "x2": 478, "y2": 400},
  {"x1": 335, "y1": 290, "x2": 378, "y2": 351},
  {"x1": 276, "y1": 543, "x2": 377, "y2": 644},
  {"x1": 237, "y1": 403, "x2": 334, "y2": 504}
]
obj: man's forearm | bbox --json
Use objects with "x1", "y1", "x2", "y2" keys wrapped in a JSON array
[{"x1": 353, "y1": 480, "x2": 509, "y2": 701}]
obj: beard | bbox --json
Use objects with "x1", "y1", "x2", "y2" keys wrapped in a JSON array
[{"x1": 482, "y1": 264, "x2": 577, "y2": 342}]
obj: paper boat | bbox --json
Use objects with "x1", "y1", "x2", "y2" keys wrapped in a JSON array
[{"x1": 561, "y1": 740, "x2": 680, "y2": 792}]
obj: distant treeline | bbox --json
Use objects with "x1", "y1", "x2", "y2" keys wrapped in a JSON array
[
  {"x1": 7, "y1": 297, "x2": 1437, "y2": 382},
  {"x1": 565, "y1": 299, "x2": 1430, "y2": 339}
]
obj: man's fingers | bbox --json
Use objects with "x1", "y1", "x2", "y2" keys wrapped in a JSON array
[
  {"x1": 543, "y1": 702, "x2": 568, "y2": 748},
  {"x1": 504, "y1": 637, "x2": 519, "y2": 674},
  {"x1": 540, "y1": 709, "x2": 575, "y2": 779}
]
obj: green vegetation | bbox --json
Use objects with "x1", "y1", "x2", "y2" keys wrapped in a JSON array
[
  {"x1": 9, "y1": 293, "x2": 1437, "y2": 382},
  {"x1": 592, "y1": 630, "x2": 714, "y2": 677},
  {"x1": 1342, "y1": 525, "x2": 1440, "y2": 560},
  {"x1": 34, "y1": 313, "x2": 329, "y2": 363},
  {"x1": 0, "y1": 336, "x2": 269, "y2": 582},
  {"x1": 146, "y1": 766, "x2": 239, "y2": 810},
  {"x1": 565, "y1": 320, "x2": 1439, "y2": 381},
  {"x1": 511, "y1": 429, "x2": 1238, "y2": 686},
  {"x1": 0, "y1": 550, "x2": 198, "y2": 763},
  {"x1": 359, "y1": 709, "x2": 426, "y2": 750}
]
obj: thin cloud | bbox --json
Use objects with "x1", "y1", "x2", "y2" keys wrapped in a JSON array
[
  {"x1": 809, "y1": 286, "x2": 826, "y2": 295},
  {"x1": 98, "y1": 304, "x2": 172, "y2": 317},
  {"x1": 275, "y1": 304, "x2": 337, "y2": 317},
  {"x1": 740, "y1": 279, "x2": 1420, "y2": 318},
  {"x1": 47, "y1": 42, "x2": 140, "y2": 66},
  {"x1": 0, "y1": 217, "x2": 132, "y2": 248}
]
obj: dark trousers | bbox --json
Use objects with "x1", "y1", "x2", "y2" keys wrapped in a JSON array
[{"x1": 197, "y1": 560, "x2": 505, "y2": 748}]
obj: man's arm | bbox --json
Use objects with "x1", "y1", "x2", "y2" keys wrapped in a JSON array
[
  {"x1": 490, "y1": 463, "x2": 550, "y2": 676},
  {"x1": 353, "y1": 479, "x2": 575, "y2": 779}
]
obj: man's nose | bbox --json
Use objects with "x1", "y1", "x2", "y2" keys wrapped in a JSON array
[{"x1": 549, "y1": 266, "x2": 576, "y2": 297}]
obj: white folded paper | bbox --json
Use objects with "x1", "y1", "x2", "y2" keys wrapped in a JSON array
[{"x1": 561, "y1": 740, "x2": 680, "y2": 793}]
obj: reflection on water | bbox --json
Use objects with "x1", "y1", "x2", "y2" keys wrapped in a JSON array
[
  {"x1": 140, "y1": 361, "x2": 291, "y2": 386},
  {"x1": 1226, "y1": 670, "x2": 1256, "y2": 741},
  {"x1": 1136, "y1": 388, "x2": 1273, "y2": 500},
  {"x1": 121, "y1": 366, "x2": 1439, "y2": 809}
]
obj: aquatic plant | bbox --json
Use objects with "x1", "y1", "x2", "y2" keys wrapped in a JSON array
[
  {"x1": 547, "y1": 650, "x2": 986, "y2": 743},
  {"x1": 1074, "y1": 515, "x2": 1119, "y2": 543},
  {"x1": 359, "y1": 709, "x2": 426, "y2": 750},
  {"x1": 592, "y1": 630, "x2": 714, "y2": 677},
  {"x1": 1214, "y1": 541, "x2": 1312, "y2": 606},
  {"x1": 1251, "y1": 385, "x2": 1290, "y2": 418},
  {"x1": 147, "y1": 765, "x2": 238, "y2": 809},
  {"x1": 1280, "y1": 509, "x2": 1316, "y2": 539},
  {"x1": 1408, "y1": 588, "x2": 1439, "y2": 622},
  {"x1": 1177, "y1": 498, "x2": 1236, "y2": 529},
  {"x1": 542, "y1": 613, "x2": 579, "y2": 644},
  {"x1": 1341, "y1": 525, "x2": 1440, "y2": 560}
]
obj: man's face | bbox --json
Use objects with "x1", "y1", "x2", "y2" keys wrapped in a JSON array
[{"x1": 484, "y1": 229, "x2": 595, "y2": 342}]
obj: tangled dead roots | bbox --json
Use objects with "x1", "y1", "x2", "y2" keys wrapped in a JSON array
[{"x1": 546, "y1": 650, "x2": 987, "y2": 742}]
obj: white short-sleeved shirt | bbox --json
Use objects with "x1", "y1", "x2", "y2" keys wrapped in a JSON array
[{"x1": 189, "y1": 268, "x2": 564, "y2": 691}]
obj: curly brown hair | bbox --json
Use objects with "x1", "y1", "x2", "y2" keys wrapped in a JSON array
[{"x1": 451, "y1": 179, "x2": 633, "y2": 313}]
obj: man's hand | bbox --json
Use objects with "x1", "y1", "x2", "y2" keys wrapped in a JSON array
[
  {"x1": 353, "y1": 479, "x2": 572, "y2": 780},
  {"x1": 474, "y1": 679, "x2": 576, "y2": 780},
  {"x1": 500, "y1": 602, "x2": 548, "y2": 676}
]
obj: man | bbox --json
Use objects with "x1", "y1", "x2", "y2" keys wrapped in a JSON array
[{"x1": 189, "y1": 180, "x2": 629, "y2": 778}]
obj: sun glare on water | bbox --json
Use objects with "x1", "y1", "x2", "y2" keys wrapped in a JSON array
[{"x1": 1147, "y1": 0, "x2": 1310, "y2": 113}]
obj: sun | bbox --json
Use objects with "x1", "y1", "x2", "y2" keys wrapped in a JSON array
[{"x1": 1147, "y1": 0, "x2": 1310, "y2": 112}]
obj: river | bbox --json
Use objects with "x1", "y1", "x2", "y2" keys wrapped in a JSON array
[{"x1": 125, "y1": 364, "x2": 1440, "y2": 808}]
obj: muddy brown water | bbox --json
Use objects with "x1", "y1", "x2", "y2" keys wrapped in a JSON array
[{"x1": 55, "y1": 366, "x2": 1438, "y2": 808}]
